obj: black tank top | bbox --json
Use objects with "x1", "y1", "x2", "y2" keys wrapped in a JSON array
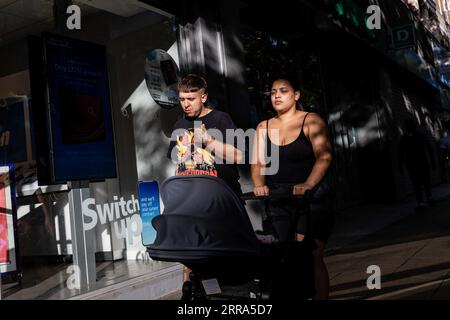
[{"x1": 266, "y1": 113, "x2": 315, "y2": 186}]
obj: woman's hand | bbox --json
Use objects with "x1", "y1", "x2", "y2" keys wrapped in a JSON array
[
  {"x1": 253, "y1": 185, "x2": 270, "y2": 197},
  {"x1": 293, "y1": 183, "x2": 313, "y2": 196}
]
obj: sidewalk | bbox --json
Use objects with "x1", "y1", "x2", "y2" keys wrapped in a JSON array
[
  {"x1": 160, "y1": 183, "x2": 450, "y2": 300},
  {"x1": 326, "y1": 183, "x2": 450, "y2": 300}
]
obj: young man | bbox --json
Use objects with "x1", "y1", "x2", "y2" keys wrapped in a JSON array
[
  {"x1": 167, "y1": 74, "x2": 243, "y2": 195},
  {"x1": 167, "y1": 74, "x2": 244, "y2": 282}
]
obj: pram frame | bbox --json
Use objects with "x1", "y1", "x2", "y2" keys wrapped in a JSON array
[{"x1": 146, "y1": 176, "x2": 314, "y2": 300}]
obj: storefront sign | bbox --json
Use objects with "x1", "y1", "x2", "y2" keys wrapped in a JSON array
[
  {"x1": 323, "y1": 0, "x2": 378, "y2": 40},
  {"x1": 138, "y1": 181, "x2": 161, "y2": 246},
  {"x1": 390, "y1": 24, "x2": 415, "y2": 50},
  {"x1": 144, "y1": 49, "x2": 180, "y2": 109},
  {"x1": 45, "y1": 33, "x2": 117, "y2": 183}
]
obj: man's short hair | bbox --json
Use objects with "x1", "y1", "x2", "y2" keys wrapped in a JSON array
[{"x1": 178, "y1": 74, "x2": 208, "y2": 94}]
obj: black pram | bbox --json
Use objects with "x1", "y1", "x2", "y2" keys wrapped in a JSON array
[{"x1": 147, "y1": 175, "x2": 315, "y2": 300}]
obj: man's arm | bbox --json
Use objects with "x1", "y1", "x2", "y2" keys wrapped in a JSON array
[
  {"x1": 200, "y1": 114, "x2": 243, "y2": 164},
  {"x1": 204, "y1": 134, "x2": 243, "y2": 163}
]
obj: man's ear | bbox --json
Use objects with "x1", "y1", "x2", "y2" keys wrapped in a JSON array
[{"x1": 201, "y1": 93, "x2": 208, "y2": 104}]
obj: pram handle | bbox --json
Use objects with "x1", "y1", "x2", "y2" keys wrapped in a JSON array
[{"x1": 241, "y1": 189, "x2": 311, "y2": 201}]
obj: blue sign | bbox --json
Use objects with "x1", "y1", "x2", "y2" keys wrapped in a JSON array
[
  {"x1": 138, "y1": 181, "x2": 161, "y2": 246},
  {"x1": 45, "y1": 33, "x2": 116, "y2": 183},
  {"x1": 0, "y1": 99, "x2": 34, "y2": 165}
]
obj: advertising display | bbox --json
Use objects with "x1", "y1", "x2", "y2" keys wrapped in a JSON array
[
  {"x1": 0, "y1": 97, "x2": 34, "y2": 165},
  {"x1": 0, "y1": 164, "x2": 18, "y2": 274},
  {"x1": 144, "y1": 49, "x2": 180, "y2": 109},
  {"x1": 44, "y1": 33, "x2": 117, "y2": 183},
  {"x1": 138, "y1": 181, "x2": 161, "y2": 246}
]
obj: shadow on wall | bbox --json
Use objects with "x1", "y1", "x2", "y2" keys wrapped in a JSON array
[
  {"x1": 125, "y1": 79, "x2": 180, "y2": 184},
  {"x1": 113, "y1": 22, "x2": 181, "y2": 184}
]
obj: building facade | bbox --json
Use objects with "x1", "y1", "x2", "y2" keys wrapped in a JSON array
[{"x1": 0, "y1": 0, "x2": 449, "y2": 299}]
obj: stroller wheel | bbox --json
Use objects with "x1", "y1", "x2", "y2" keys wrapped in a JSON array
[{"x1": 181, "y1": 281, "x2": 193, "y2": 301}]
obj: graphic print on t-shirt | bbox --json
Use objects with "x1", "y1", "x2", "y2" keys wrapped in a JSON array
[{"x1": 175, "y1": 128, "x2": 218, "y2": 177}]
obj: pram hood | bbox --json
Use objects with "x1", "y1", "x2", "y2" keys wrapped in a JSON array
[{"x1": 147, "y1": 175, "x2": 261, "y2": 262}]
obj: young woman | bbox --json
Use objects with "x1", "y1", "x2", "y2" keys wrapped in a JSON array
[{"x1": 251, "y1": 76, "x2": 333, "y2": 299}]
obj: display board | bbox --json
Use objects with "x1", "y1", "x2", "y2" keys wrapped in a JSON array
[
  {"x1": 138, "y1": 181, "x2": 161, "y2": 246},
  {"x1": 44, "y1": 33, "x2": 117, "y2": 183}
]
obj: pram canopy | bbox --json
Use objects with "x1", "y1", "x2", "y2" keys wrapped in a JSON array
[{"x1": 147, "y1": 175, "x2": 261, "y2": 263}]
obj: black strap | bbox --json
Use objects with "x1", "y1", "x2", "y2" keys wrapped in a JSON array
[{"x1": 300, "y1": 112, "x2": 309, "y2": 135}]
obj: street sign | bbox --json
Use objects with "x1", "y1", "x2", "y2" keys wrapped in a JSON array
[
  {"x1": 390, "y1": 25, "x2": 415, "y2": 50},
  {"x1": 144, "y1": 49, "x2": 180, "y2": 109}
]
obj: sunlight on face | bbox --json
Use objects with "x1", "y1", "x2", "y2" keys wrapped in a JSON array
[
  {"x1": 271, "y1": 80, "x2": 299, "y2": 112},
  {"x1": 179, "y1": 91, "x2": 207, "y2": 118}
]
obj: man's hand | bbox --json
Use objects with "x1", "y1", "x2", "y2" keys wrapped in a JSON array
[
  {"x1": 194, "y1": 124, "x2": 213, "y2": 147},
  {"x1": 293, "y1": 183, "x2": 314, "y2": 196},
  {"x1": 253, "y1": 185, "x2": 269, "y2": 197}
]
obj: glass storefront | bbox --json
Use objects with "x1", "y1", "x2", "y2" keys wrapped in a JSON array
[{"x1": 0, "y1": 0, "x2": 182, "y2": 300}]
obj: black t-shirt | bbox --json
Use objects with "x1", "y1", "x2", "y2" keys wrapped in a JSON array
[{"x1": 167, "y1": 109, "x2": 242, "y2": 195}]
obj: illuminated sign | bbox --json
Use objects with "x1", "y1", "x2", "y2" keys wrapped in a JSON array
[
  {"x1": 44, "y1": 33, "x2": 117, "y2": 183},
  {"x1": 323, "y1": 0, "x2": 378, "y2": 40}
]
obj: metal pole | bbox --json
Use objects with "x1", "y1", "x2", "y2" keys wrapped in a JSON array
[{"x1": 68, "y1": 181, "x2": 96, "y2": 291}]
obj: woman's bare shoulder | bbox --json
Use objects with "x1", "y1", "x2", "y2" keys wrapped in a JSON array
[
  {"x1": 256, "y1": 117, "x2": 275, "y2": 130},
  {"x1": 305, "y1": 112, "x2": 326, "y2": 125}
]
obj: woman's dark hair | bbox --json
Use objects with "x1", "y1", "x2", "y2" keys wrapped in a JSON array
[{"x1": 270, "y1": 74, "x2": 301, "y2": 92}]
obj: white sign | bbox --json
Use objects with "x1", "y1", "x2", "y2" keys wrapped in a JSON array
[{"x1": 145, "y1": 49, "x2": 180, "y2": 109}]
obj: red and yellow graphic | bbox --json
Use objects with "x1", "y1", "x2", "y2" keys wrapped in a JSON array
[{"x1": 175, "y1": 129, "x2": 217, "y2": 177}]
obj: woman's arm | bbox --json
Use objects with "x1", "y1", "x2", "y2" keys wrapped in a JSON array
[
  {"x1": 293, "y1": 113, "x2": 333, "y2": 195},
  {"x1": 251, "y1": 121, "x2": 269, "y2": 196}
]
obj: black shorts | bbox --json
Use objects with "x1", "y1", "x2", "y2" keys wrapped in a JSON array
[
  {"x1": 310, "y1": 201, "x2": 335, "y2": 243},
  {"x1": 265, "y1": 199, "x2": 334, "y2": 244}
]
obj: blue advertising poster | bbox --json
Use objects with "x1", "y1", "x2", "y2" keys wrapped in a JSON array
[
  {"x1": 0, "y1": 101, "x2": 27, "y2": 165},
  {"x1": 138, "y1": 181, "x2": 161, "y2": 246},
  {"x1": 45, "y1": 33, "x2": 116, "y2": 183}
]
